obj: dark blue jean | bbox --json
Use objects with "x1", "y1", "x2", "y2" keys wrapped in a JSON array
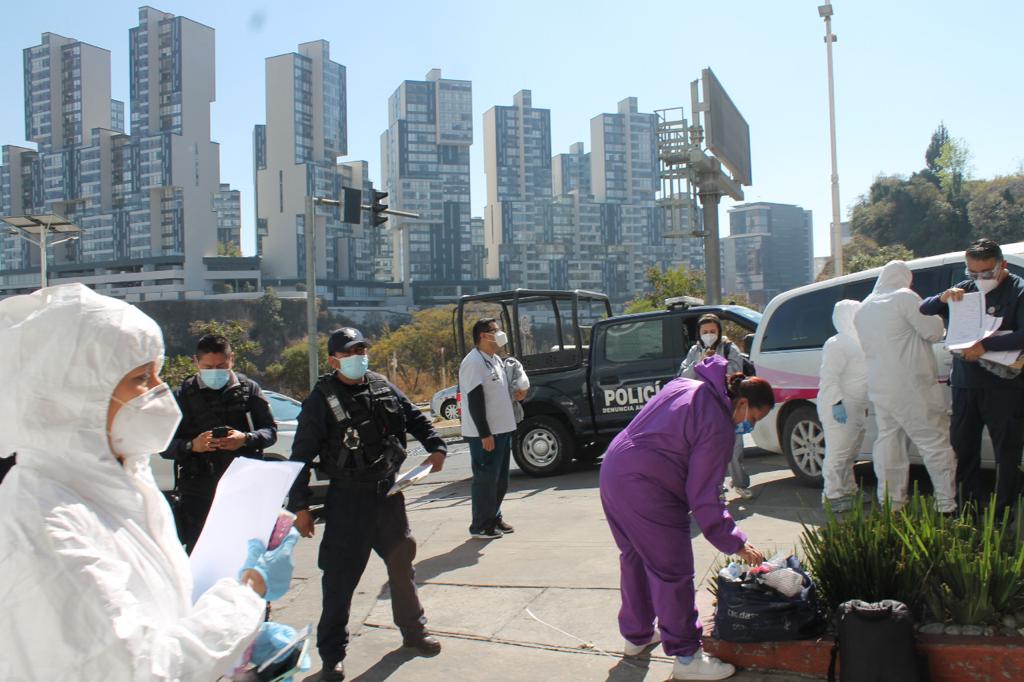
[{"x1": 467, "y1": 432, "x2": 514, "y2": 533}]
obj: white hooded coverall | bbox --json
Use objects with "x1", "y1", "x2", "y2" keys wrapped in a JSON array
[
  {"x1": 853, "y1": 261, "x2": 957, "y2": 512},
  {"x1": 0, "y1": 284, "x2": 265, "y2": 681},
  {"x1": 818, "y1": 300, "x2": 870, "y2": 509}
]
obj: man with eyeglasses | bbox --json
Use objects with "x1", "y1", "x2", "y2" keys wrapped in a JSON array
[{"x1": 920, "y1": 238, "x2": 1024, "y2": 517}]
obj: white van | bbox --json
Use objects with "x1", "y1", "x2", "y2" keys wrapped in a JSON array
[{"x1": 749, "y1": 242, "x2": 1024, "y2": 485}]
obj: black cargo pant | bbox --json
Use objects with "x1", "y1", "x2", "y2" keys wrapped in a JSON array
[
  {"x1": 317, "y1": 479, "x2": 427, "y2": 666},
  {"x1": 952, "y1": 386, "x2": 1024, "y2": 517}
]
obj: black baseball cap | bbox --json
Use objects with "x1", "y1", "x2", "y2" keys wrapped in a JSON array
[{"x1": 327, "y1": 327, "x2": 368, "y2": 354}]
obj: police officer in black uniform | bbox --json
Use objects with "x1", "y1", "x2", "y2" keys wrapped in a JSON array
[
  {"x1": 162, "y1": 334, "x2": 277, "y2": 552},
  {"x1": 288, "y1": 327, "x2": 447, "y2": 682}
]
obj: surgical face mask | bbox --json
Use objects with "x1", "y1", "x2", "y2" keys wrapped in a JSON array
[
  {"x1": 199, "y1": 368, "x2": 230, "y2": 390},
  {"x1": 493, "y1": 330, "x2": 509, "y2": 348},
  {"x1": 734, "y1": 402, "x2": 754, "y2": 435},
  {"x1": 975, "y1": 277, "x2": 1000, "y2": 294},
  {"x1": 338, "y1": 354, "x2": 369, "y2": 380},
  {"x1": 109, "y1": 383, "x2": 183, "y2": 458},
  {"x1": 701, "y1": 333, "x2": 719, "y2": 348}
]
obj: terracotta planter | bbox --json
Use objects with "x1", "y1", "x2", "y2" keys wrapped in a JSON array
[{"x1": 704, "y1": 625, "x2": 1024, "y2": 680}]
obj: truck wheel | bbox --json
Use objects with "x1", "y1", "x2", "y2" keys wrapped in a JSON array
[
  {"x1": 441, "y1": 400, "x2": 459, "y2": 421},
  {"x1": 782, "y1": 405, "x2": 825, "y2": 487},
  {"x1": 514, "y1": 416, "x2": 575, "y2": 477}
]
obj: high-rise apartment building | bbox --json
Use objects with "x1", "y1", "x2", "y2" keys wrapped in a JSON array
[
  {"x1": 483, "y1": 90, "x2": 562, "y2": 287},
  {"x1": 723, "y1": 202, "x2": 814, "y2": 307},
  {"x1": 255, "y1": 40, "x2": 396, "y2": 307},
  {"x1": 0, "y1": 9, "x2": 256, "y2": 300},
  {"x1": 483, "y1": 93, "x2": 697, "y2": 303},
  {"x1": 214, "y1": 183, "x2": 241, "y2": 251},
  {"x1": 381, "y1": 69, "x2": 484, "y2": 304}
]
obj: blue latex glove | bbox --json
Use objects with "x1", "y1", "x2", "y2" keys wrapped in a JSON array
[
  {"x1": 239, "y1": 528, "x2": 300, "y2": 601},
  {"x1": 250, "y1": 622, "x2": 311, "y2": 681},
  {"x1": 832, "y1": 403, "x2": 848, "y2": 424}
]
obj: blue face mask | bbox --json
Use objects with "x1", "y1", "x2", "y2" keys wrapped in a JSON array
[
  {"x1": 199, "y1": 368, "x2": 230, "y2": 390},
  {"x1": 338, "y1": 354, "x2": 369, "y2": 381},
  {"x1": 734, "y1": 403, "x2": 754, "y2": 435}
]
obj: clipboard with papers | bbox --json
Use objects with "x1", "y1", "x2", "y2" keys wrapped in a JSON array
[{"x1": 945, "y1": 292, "x2": 1022, "y2": 367}]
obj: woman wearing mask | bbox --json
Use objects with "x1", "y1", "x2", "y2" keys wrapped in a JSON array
[
  {"x1": 601, "y1": 354, "x2": 772, "y2": 680},
  {"x1": 0, "y1": 284, "x2": 297, "y2": 681},
  {"x1": 678, "y1": 314, "x2": 752, "y2": 498}
]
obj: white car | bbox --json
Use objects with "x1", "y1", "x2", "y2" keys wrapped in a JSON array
[
  {"x1": 151, "y1": 390, "x2": 326, "y2": 503},
  {"x1": 430, "y1": 385, "x2": 460, "y2": 421},
  {"x1": 748, "y1": 243, "x2": 1024, "y2": 485}
]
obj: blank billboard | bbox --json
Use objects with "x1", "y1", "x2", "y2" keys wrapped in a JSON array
[{"x1": 703, "y1": 68, "x2": 752, "y2": 186}]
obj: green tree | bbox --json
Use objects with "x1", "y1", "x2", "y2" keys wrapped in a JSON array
[
  {"x1": 850, "y1": 174, "x2": 968, "y2": 256},
  {"x1": 263, "y1": 335, "x2": 330, "y2": 398},
  {"x1": 217, "y1": 241, "x2": 242, "y2": 257},
  {"x1": 936, "y1": 137, "x2": 973, "y2": 199},
  {"x1": 967, "y1": 175, "x2": 1024, "y2": 244},
  {"x1": 251, "y1": 287, "x2": 287, "y2": 358},
  {"x1": 817, "y1": 235, "x2": 916, "y2": 280},
  {"x1": 624, "y1": 265, "x2": 706, "y2": 314},
  {"x1": 371, "y1": 306, "x2": 458, "y2": 399},
  {"x1": 161, "y1": 354, "x2": 197, "y2": 388},
  {"x1": 925, "y1": 122, "x2": 949, "y2": 174}
]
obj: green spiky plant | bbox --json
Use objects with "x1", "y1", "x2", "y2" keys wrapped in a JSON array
[{"x1": 801, "y1": 491, "x2": 1024, "y2": 626}]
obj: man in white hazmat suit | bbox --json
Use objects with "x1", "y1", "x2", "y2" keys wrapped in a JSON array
[
  {"x1": 853, "y1": 261, "x2": 957, "y2": 512},
  {"x1": 0, "y1": 284, "x2": 294, "y2": 681},
  {"x1": 818, "y1": 299, "x2": 870, "y2": 512}
]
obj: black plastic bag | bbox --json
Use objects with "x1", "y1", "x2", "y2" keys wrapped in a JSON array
[{"x1": 713, "y1": 556, "x2": 826, "y2": 642}]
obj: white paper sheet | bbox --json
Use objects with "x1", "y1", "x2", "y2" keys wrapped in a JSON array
[
  {"x1": 388, "y1": 462, "x2": 433, "y2": 496},
  {"x1": 189, "y1": 458, "x2": 303, "y2": 603},
  {"x1": 946, "y1": 292, "x2": 995, "y2": 349}
]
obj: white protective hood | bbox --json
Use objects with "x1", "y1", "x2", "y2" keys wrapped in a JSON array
[
  {"x1": 854, "y1": 260, "x2": 946, "y2": 406},
  {"x1": 0, "y1": 284, "x2": 263, "y2": 681},
  {"x1": 818, "y1": 299, "x2": 869, "y2": 409}
]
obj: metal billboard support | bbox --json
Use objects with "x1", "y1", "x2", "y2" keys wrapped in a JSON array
[{"x1": 656, "y1": 70, "x2": 750, "y2": 306}]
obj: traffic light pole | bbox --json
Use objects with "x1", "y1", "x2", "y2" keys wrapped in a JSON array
[
  {"x1": 304, "y1": 191, "x2": 417, "y2": 391},
  {"x1": 305, "y1": 196, "x2": 318, "y2": 391}
]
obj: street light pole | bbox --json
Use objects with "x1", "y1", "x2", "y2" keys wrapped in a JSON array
[{"x1": 820, "y1": 1, "x2": 844, "y2": 276}]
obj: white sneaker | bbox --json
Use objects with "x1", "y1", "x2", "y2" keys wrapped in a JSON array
[
  {"x1": 672, "y1": 651, "x2": 736, "y2": 680},
  {"x1": 622, "y1": 631, "x2": 660, "y2": 656}
]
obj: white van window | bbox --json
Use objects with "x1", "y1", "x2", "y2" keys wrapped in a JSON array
[{"x1": 761, "y1": 286, "x2": 840, "y2": 352}]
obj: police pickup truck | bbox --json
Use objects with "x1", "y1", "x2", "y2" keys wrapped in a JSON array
[{"x1": 454, "y1": 289, "x2": 761, "y2": 476}]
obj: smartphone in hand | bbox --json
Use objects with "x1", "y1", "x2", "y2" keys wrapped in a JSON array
[{"x1": 212, "y1": 426, "x2": 229, "y2": 438}]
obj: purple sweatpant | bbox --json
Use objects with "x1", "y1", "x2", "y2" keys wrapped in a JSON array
[{"x1": 600, "y1": 455, "x2": 702, "y2": 657}]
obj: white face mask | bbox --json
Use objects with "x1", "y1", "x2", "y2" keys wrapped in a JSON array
[
  {"x1": 701, "y1": 333, "x2": 719, "y2": 348},
  {"x1": 109, "y1": 383, "x2": 183, "y2": 459},
  {"x1": 494, "y1": 330, "x2": 509, "y2": 348},
  {"x1": 976, "y1": 278, "x2": 1000, "y2": 294}
]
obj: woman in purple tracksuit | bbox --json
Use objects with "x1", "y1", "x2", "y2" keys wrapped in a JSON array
[{"x1": 600, "y1": 355, "x2": 774, "y2": 681}]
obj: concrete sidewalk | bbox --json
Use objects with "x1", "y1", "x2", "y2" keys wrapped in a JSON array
[{"x1": 272, "y1": 449, "x2": 828, "y2": 681}]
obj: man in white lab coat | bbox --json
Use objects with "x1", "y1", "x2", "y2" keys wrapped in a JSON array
[{"x1": 853, "y1": 261, "x2": 957, "y2": 513}]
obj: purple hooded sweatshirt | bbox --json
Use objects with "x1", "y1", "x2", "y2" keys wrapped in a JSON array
[{"x1": 599, "y1": 354, "x2": 746, "y2": 657}]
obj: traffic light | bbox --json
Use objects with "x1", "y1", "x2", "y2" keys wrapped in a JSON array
[
  {"x1": 372, "y1": 190, "x2": 388, "y2": 228},
  {"x1": 342, "y1": 187, "x2": 362, "y2": 224}
]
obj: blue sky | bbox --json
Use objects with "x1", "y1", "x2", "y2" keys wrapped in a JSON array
[{"x1": 3, "y1": 1, "x2": 1022, "y2": 258}]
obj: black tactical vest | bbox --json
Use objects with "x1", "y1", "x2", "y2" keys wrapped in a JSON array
[
  {"x1": 316, "y1": 371, "x2": 406, "y2": 481},
  {"x1": 177, "y1": 373, "x2": 261, "y2": 487}
]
